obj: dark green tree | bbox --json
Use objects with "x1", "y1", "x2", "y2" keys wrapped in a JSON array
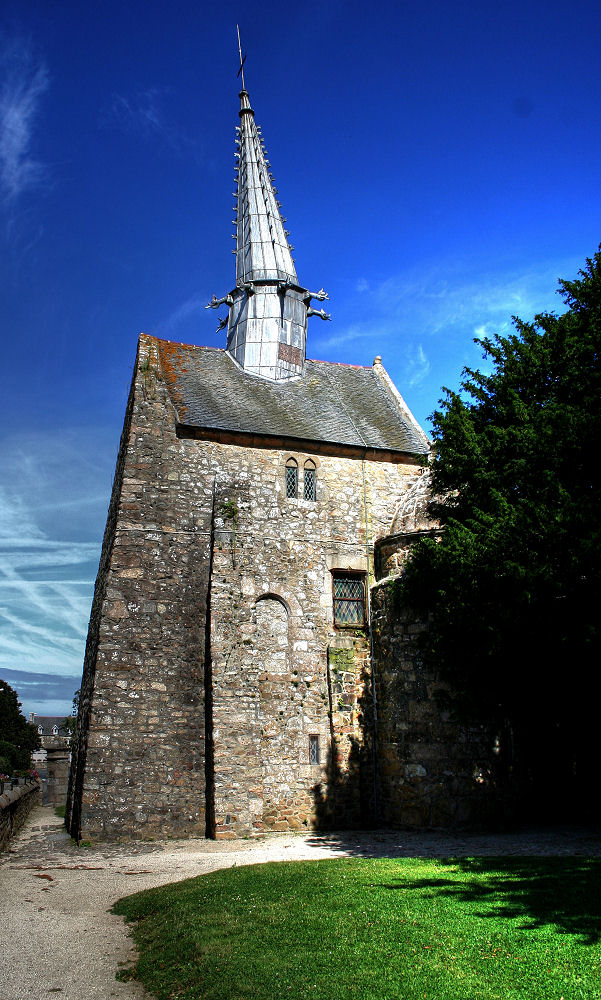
[
  {"x1": 399, "y1": 249, "x2": 601, "y2": 818},
  {"x1": 0, "y1": 679, "x2": 41, "y2": 773},
  {"x1": 60, "y1": 688, "x2": 80, "y2": 748}
]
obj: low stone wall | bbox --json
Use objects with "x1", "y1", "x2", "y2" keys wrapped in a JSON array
[{"x1": 0, "y1": 782, "x2": 41, "y2": 852}]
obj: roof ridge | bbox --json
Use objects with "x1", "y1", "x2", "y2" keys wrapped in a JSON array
[{"x1": 309, "y1": 358, "x2": 372, "y2": 370}]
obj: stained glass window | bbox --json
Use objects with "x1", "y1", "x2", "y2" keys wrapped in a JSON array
[
  {"x1": 333, "y1": 573, "x2": 366, "y2": 626},
  {"x1": 285, "y1": 459, "x2": 298, "y2": 498}
]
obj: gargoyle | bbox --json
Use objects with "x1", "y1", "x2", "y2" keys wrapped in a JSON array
[
  {"x1": 304, "y1": 288, "x2": 329, "y2": 303},
  {"x1": 307, "y1": 307, "x2": 331, "y2": 321},
  {"x1": 206, "y1": 292, "x2": 234, "y2": 309},
  {"x1": 216, "y1": 315, "x2": 229, "y2": 332}
]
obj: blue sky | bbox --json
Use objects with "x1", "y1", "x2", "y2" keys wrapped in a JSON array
[{"x1": 2, "y1": 0, "x2": 600, "y2": 718}]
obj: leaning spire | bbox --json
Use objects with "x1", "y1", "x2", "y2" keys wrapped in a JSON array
[{"x1": 207, "y1": 30, "x2": 330, "y2": 382}]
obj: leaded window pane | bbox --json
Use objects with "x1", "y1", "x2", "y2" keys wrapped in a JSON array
[
  {"x1": 309, "y1": 735, "x2": 320, "y2": 764},
  {"x1": 304, "y1": 467, "x2": 316, "y2": 501},
  {"x1": 333, "y1": 574, "x2": 365, "y2": 626},
  {"x1": 285, "y1": 464, "x2": 298, "y2": 498}
]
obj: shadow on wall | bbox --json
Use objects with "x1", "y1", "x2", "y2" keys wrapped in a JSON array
[
  {"x1": 310, "y1": 643, "x2": 377, "y2": 831},
  {"x1": 311, "y1": 733, "x2": 374, "y2": 831}
]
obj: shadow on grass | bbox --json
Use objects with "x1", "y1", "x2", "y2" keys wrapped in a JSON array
[{"x1": 380, "y1": 857, "x2": 601, "y2": 944}]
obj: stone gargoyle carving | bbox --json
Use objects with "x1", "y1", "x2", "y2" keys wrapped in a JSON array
[
  {"x1": 206, "y1": 293, "x2": 234, "y2": 310},
  {"x1": 307, "y1": 307, "x2": 331, "y2": 321},
  {"x1": 304, "y1": 288, "x2": 329, "y2": 303}
]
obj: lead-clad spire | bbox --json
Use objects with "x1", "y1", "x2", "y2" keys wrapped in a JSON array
[
  {"x1": 234, "y1": 88, "x2": 297, "y2": 285},
  {"x1": 207, "y1": 34, "x2": 330, "y2": 382}
]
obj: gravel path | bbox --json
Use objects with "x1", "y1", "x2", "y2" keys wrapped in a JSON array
[{"x1": 2, "y1": 806, "x2": 600, "y2": 1000}]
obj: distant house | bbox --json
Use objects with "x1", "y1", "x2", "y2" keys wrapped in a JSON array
[
  {"x1": 28, "y1": 714, "x2": 72, "y2": 807},
  {"x1": 28, "y1": 714, "x2": 71, "y2": 756}
]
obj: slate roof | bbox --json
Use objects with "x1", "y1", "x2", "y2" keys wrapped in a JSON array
[
  {"x1": 155, "y1": 340, "x2": 429, "y2": 455},
  {"x1": 30, "y1": 715, "x2": 68, "y2": 735}
]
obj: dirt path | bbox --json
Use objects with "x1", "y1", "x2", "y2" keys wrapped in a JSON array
[{"x1": 2, "y1": 806, "x2": 600, "y2": 1000}]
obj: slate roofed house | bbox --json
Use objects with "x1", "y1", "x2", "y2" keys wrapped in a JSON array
[
  {"x1": 65, "y1": 67, "x2": 464, "y2": 845},
  {"x1": 28, "y1": 714, "x2": 71, "y2": 750}
]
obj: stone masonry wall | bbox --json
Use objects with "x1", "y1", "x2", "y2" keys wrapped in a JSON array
[
  {"x1": 71, "y1": 334, "x2": 425, "y2": 840},
  {"x1": 371, "y1": 579, "x2": 495, "y2": 827},
  {"x1": 68, "y1": 338, "x2": 212, "y2": 841},
  {"x1": 0, "y1": 783, "x2": 40, "y2": 852}
]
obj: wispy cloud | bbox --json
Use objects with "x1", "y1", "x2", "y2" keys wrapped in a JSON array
[
  {"x1": 0, "y1": 34, "x2": 48, "y2": 204},
  {"x1": 310, "y1": 254, "x2": 580, "y2": 429},
  {"x1": 0, "y1": 668, "x2": 80, "y2": 717},
  {"x1": 315, "y1": 256, "x2": 576, "y2": 359},
  {"x1": 105, "y1": 86, "x2": 200, "y2": 158},
  {"x1": 373, "y1": 259, "x2": 571, "y2": 339},
  {"x1": 406, "y1": 344, "x2": 431, "y2": 387},
  {"x1": 0, "y1": 430, "x2": 112, "y2": 713},
  {"x1": 156, "y1": 293, "x2": 209, "y2": 338}
]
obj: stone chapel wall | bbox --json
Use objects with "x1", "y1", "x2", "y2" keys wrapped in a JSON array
[
  {"x1": 67, "y1": 338, "x2": 213, "y2": 840},
  {"x1": 69, "y1": 335, "x2": 425, "y2": 840},
  {"x1": 370, "y1": 517, "x2": 498, "y2": 829}
]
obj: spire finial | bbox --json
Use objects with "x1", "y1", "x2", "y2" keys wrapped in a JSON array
[{"x1": 236, "y1": 25, "x2": 246, "y2": 91}]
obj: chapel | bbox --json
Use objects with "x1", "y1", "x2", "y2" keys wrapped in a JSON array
[{"x1": 66, "y1": 75, "x2": 490, "y2": 842}]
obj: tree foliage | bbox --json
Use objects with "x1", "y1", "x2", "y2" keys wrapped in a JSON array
[
  {"x1": 0, "y1": 679, "x2": 41, "y2": 773},
  {"x1": 60, "y1": 688, "x2": 80, "y2": 748},
  {"x1": 399, "y1": 249, "x2": 601, "y2": 813}
]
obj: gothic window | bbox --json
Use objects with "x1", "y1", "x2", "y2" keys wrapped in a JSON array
[
  {"x1": 309, "y1": 734, "x2": 320, "y2": 764},
  {"x1": 285, "y1": 458, "x2": 298, "y2": 498},
  {"x1": 52, "y1": 725, "x2": 59, "y2": 736},
  {"x1": 303, "y1": 460, "x2": 317, "y2": 501},
  {"x1": 38, "y1": 725, "x2": 43, "y2": 735},
  {"x1": 332, "y1": 572, "x2": 366, "y2": 627}
]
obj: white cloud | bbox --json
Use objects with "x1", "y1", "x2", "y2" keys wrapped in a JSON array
[
  {"x1": 310, "y1": 253, "x2": 580, "y2": 431},
  {"x1": 110, "y1": 87, "x2": 165, "y2": 139},
  {"x1": 0, "y1": 485, "x2": 97, "y2": 673},
  {"x1": 0, "y1": 35, "x2": 48, "y2": 204},
  {"x1": 406, "y1": 344, "x2": 431, "y2": 388},
  {"x1": 157, "y1": 293, "x2": 209, "y2": 337},
  {"x1": 106, "y1": 87, "x2": 200, "y2": 159},
  {"x1": 0, "y1": 431, "x2": 112, "y2": 695},
  {"x1": 314, "y1": 255, "x2": 575, "y2": 358},
  {"x1": 372, "y1": 259, "x2": 570, "y2": 338}
]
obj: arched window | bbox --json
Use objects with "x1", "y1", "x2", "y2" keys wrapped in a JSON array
[
  {"x1": 37, "y1": 725, "x2": 43, "y2": 735},
  {"x1": 285, "y1": 458, "x2": 298, "y2": 498},
  {"x1": 52, "y1": 725, "x2": 59, "y2": 736},
  {"x1": 304, "y1": 460, "x2": 317, "y2": 501}
]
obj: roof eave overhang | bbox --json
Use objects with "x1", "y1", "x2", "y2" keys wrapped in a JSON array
[{"x1": 175, "y1": 422, "x2": 427, "y2": 465}]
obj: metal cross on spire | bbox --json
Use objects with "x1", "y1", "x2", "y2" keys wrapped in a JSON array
[{"x1": 236, "y1": 25, "x2": 247, "y2": 90}]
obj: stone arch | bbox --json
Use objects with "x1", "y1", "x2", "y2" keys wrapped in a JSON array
[
  {"x1": 255, "y1": 595, "x2": 289, "y2": 677},
  {"x1": 284, "y1": 457, "x2": 298, "y2": 498},
  {"x1": 256, "y1": 592, "x2": 291, "y2": 615}
]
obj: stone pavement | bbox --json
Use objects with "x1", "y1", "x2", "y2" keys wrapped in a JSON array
[{"x1": 2, "y1": 805, "x2": 600, "y2": 1000}]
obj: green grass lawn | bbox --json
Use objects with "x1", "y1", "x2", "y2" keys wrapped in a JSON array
[{"x1": 113, "y1": 856, "x2": 601, "y2": 1000}]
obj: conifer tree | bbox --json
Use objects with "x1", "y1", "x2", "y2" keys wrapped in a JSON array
[
  {"x1": 0, "y1": 679, "x2": 40, "y2": 773},
  {"x1": 399, "y1": 249, "x2": 601, "y2": 816}
]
